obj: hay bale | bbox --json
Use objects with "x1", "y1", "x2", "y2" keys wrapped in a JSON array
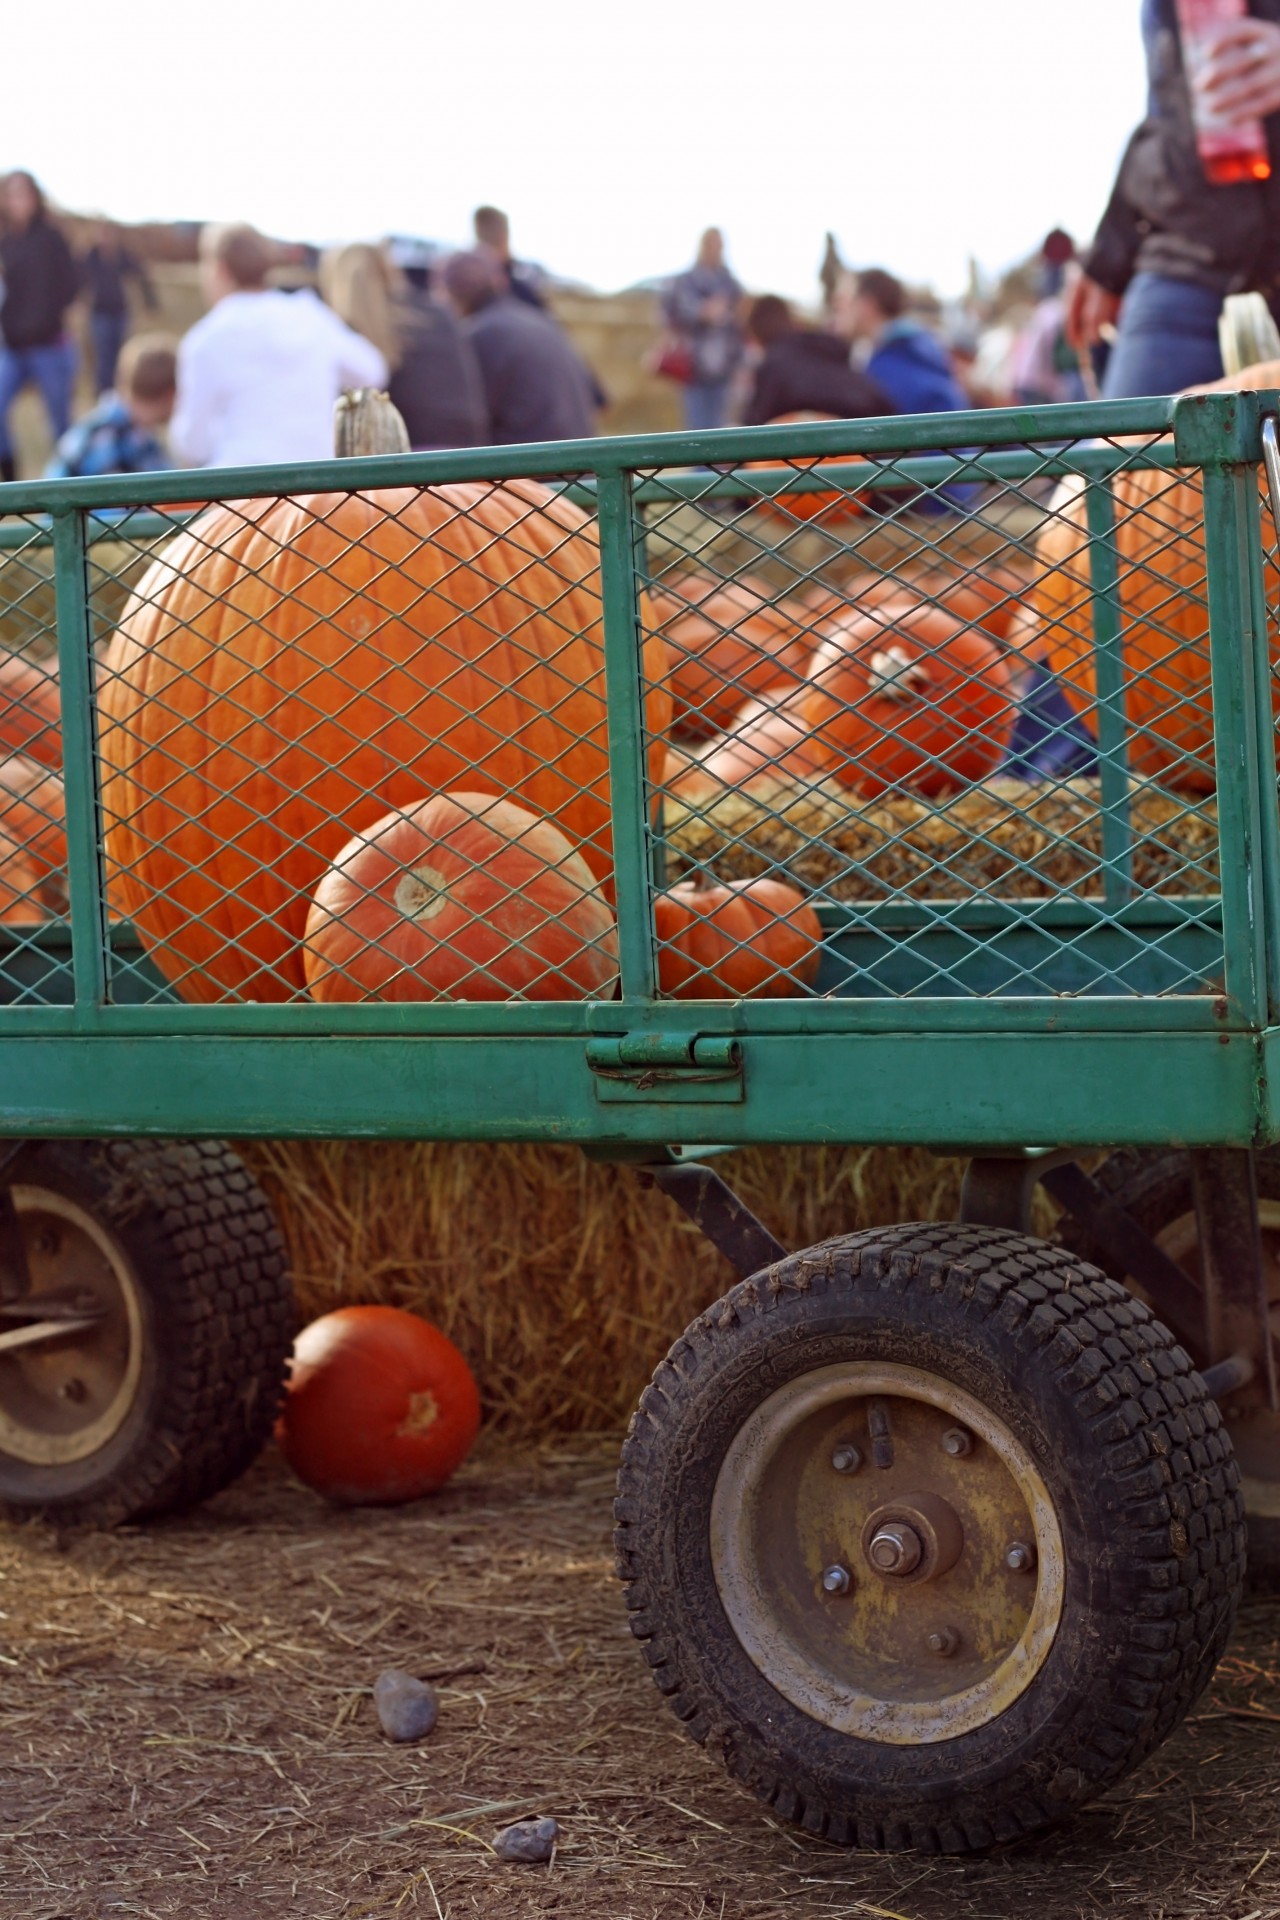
[
  {"x1": 665, "y1": 774, "x2": 1219, "y2": 901},
  {"x1": 240, "y1": 1138, "x2": 964, "y2": 1438}
]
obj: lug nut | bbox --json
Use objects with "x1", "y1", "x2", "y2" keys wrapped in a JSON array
[
  {"x1": 831, "y1": 1444, "x2": 863, "y2": 1475},
  {"x1": 925, "y1": 1627, "x2": 959, "y2": 1657},
  {"x1": 1005, "y1": 1541, "x2": 1036, "y2": 1573},
  {"x1": 867, "y1": 1523, "x2": 923, "y2": 1577},
  {"x1": 941, "y1": 1427, "x2": 973, "y2": 1458},
  {"x1": 821, "y1": 1564, "x2": 851, "y2": 1595}
]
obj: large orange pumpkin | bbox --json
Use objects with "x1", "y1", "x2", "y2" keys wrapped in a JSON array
[
  {"x1": 645, "y1": 571, "x2": 812, "y2": 739},
  {"x1": 0, "y1": 654, "x2": 60, "y2": 769},
  {"x1": 655, "y1": 871, "x2": 823, "y2": 998},
  {"x1": 746, "y1": 411, "x2": 868, "y2": 526},
  {"x1": 800, "y1": 565, "x2": 1027, "y2": 644},
  {"x1": 276, "y1": 1305, "x2": 480, "y2": 1506},
  {"x1": 303, "y1": 792, "x2": 618, "y2": 1002},
  {"x1": 800, "y1": 601, "x2": 1019, "y2": 797},
  {"x1": 1028, "y1": 357, "x2": 1280, "y2": 792},
  {"x1": 99, "y1": 481, "x2": 670, "y2": 1001}
]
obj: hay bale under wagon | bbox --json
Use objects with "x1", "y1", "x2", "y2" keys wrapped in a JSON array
[{"x1": 239, "y1": 1138, "x2": 964, "y2": 1437}]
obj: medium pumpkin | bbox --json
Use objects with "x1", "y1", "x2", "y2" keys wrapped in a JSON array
[
  {"x1": 0, "y1": 754, "x2": 65, "y2": 878},
  {"x1": 303, "y1": 792, "x2": 618, "y2": 1002},
  {"x1": 0, "y1": 654, "x2": 60, "y2": 769},
  {"x1": 646, "y1": 571, "x2": 812, "y2": 739},
  {"x1": 1028, "y1": 357, "x2": 1280, "y2": 792},
  {"x1": 800, "y1": 601, "x2": 1019, "y2": 797},
  {"x1": 747, "y1": 411, "x2": 868, "y2": 526},
  {"x1": 655, "y1": 870, "x2": 823, "y2": 998},
  {"x1": 800, "y1": 566, "x2": 1027, "y2": 644},
  {"x1": 276, "y1": 1305, "x2": 480, "y2": 1506},
  {"x1": 99, "y1": 480, "x2": 670, "y2": 1001},
  {"x1": 672, "y1": 690, "x2": 837, "y2": 795}
]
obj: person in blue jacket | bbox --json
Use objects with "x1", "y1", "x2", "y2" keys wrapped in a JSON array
[{"x1": 846, "y1": 269, "x2": 971, "y2": 415}]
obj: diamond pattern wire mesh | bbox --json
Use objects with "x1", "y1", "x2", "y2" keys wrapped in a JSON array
[
  {"x1": 0, "y1": 417, "x2": 1251, "y2": 1013},
  {"x1": 639, "y1": 426, "x2": 1227, "y2": 1001}
]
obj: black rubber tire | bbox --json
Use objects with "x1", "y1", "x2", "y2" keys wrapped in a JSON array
[
  {"x1": 615, "y1": 1222, "x2": 1245, "y2": 1853},
  {"x1": 0, "y1": 1138, "x2": 294, "y2": 1525},
  {"x1": 1057, "y1": 1146, "x2": 1280, "y2": 1590}
]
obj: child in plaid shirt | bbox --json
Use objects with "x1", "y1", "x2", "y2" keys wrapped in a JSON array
[{"x1": 46, "y1": 334, "x2": 177, "y2": 478}]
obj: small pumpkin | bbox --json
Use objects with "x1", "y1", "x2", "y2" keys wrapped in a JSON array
[
  {"x1": 800, "y1": 601, "x2": 1019, "y2": 797},
  {"x1": 276, "y1": 1305, "x2": 480, "y2": 1506},
  {"x1": 645, "y1": 571, "x2": 812, "y2": 740},
  {"x1": 0, "y1": 654, "x2": 60, "y2": 769},
  {"x1": 655, "y1": 870, "x2": 822, "y2": 998},
  {"x1": 303, "y1": 792, "x2": 619, "y2": 1002}
]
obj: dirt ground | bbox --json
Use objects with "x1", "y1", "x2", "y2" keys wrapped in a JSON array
[{"x1": 2, "y1": 1439, "x2": 1279, "y2": 1920}]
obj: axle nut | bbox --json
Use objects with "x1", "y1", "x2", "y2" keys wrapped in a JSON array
[{"x1": 867, "y1": 1522, "x2": 923, "y2": 1577}]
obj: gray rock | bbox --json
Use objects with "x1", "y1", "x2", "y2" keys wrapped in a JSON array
[
  {"x1": 494, "y1": 1816, "x2": 559, "y2": 1863},
  {"x1": 373, "y1": 1669, "x2": 438, "y2": 1743}
]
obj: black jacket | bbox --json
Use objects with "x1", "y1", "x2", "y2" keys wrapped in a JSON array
[
  {"x1": 1085, "y1": 0, "x2": 1280, "y2": 304},
  {"x1": 0, "y1": 217, "x2": 78, "y2": 350},
  {"x1": 79, "y1": 244, "x2": 155, "y2": 319},
  {"x1": 389, "y1": 289, "x2": 491, "y2": 449},
  {"x1": 743, "y1": 329, "x2": 893, "y2": 426},
  {"x1": 465, "y1": 296, "x2": 597, "y2": 444}
]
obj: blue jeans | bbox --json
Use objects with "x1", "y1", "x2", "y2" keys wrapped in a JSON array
[
  {"x1": 1102, "y1": 273, "x2": 1225, "y2": 399},
  {"x1": 684, "y1": 378, "x2": 732, "y2": 431},
  {"x1": 0, "y1": 338, "x2": 78, "y2": 460},
  {"x1": 90, "y1": 312, "x2": 127, "y2": 393}
]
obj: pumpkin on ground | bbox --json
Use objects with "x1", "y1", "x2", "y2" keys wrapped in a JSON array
[
  {"x1": 655, "y1": 870, "x2": 823, "y2": 998},
  {"x1": 277, "y1": 1305, "x2": 480, "y2": 1506},
  {"x1": 645, "y1": 570, "x2": 812, "y2": 740},
  {"x1": 303, "y1": 792, "x2": 618, "y2": 1002},
  {"x1": 0, "y1": 653, "x2": 60, "y2": 769},
  {"x1": 1027, "y1": 356, "x2": 1280, "y2": 792},
  {"x1": 799, "y1": 565, "x2": 1027, "y2": 644},
  {"x1": 98, "y1": 480, "x2": 670, "y2": 1001},
  {"x1": 800, "y1": 600, "x2": 1019, "y2": 798}
]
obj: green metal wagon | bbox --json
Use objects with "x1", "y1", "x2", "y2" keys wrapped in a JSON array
[{"x1": 0, "y1": 389, "x2": 1276, "y2": 1851}]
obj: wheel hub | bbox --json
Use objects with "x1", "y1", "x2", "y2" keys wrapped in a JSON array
[{"x1": 710, "y1": 1361, "x2": 1065, "y2": 1745}]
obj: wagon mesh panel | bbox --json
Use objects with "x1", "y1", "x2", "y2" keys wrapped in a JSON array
[{"x1": 0, "y1": 407, "x2": 1252, "y2": 1014}]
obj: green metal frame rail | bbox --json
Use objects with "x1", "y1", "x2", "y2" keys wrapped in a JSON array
[{"x1": 0, "y1": 391, "x2": 1275, "y2": 1150}]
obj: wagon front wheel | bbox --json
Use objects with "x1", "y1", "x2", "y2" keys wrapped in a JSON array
[{"x1": 615, "y1": 1224, "x2": 1245, "y2": 1852}]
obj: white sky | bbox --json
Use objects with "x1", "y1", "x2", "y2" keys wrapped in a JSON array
[{"x1": 5, "y1": 0, "x2": 1147, "y2": 301}]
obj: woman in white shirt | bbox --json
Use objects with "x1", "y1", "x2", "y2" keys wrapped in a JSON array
[{"x1": 170, "y1": 223, "x2": 388, "y2": 469}]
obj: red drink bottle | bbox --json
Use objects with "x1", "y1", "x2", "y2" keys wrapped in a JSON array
[{"x1": 1176, "y1": 0, "x2": 1273, "y2": 184}]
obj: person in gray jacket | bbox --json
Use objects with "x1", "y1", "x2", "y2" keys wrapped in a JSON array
[{"x1": 440, "y1": 250, "x2": 598, "y2": 446}]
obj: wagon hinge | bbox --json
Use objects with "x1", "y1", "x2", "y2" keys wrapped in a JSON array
[{"x1": 586, "y1": 1034, "x2": 744, "y2": 1105}]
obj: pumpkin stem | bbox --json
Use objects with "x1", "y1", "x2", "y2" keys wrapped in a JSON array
[{"x1": 334, "y1": 388, "x2": 411, "y2": 458}]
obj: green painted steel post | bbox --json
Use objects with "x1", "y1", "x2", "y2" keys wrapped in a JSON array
[
  {"x1": 50, "y1": 508, "x2": 108, "y2": 1018},
  {"x1": 595, "y1": 468, "x2": 658, "y2": 1001},
  {"x1": 1084, "y1": 479, "x2": 1133, "y2": 907},
  {"x1": 1202, "y1": 464, "x2": 1269, "y2": 1028},
  {"x1": 1242, "y1": 469, "x2": 1280, "y2": 1020}
]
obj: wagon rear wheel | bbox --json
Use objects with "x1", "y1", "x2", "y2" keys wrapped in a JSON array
[
  {"x1": 1057, "y1": 1145, "x2": 1280, "y2": 1587},
  {"x1": 0, "y1": 1138, "x2": 294, "y2": 1525},
  {"x1": 616, "y1": 1224, "x2": 1245, "y2": 1853}
]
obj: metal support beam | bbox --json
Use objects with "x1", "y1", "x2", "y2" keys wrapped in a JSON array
[
  {"x1": 638, "y1": 1162, "x2": 787, "y2": 1279},
  {"x1": 1191, "y1": 1148, "x2": 1278, "y2": 1410},
  {"x1": 1040, "y1": 1160, "x2": 1208, "y2": 1360}
]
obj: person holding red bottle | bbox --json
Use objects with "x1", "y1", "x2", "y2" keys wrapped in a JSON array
[{"x1": 1068, "y1": 0, "x2": 1280, "y2": 395}]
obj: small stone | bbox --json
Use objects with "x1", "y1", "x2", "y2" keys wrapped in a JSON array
[
  {"x1": 493, "y1": 1816, "x2": 559, "y2": 1863},
  {"x1": 372, "y1": 1669, "x2": 438, "y2": 1743}
]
